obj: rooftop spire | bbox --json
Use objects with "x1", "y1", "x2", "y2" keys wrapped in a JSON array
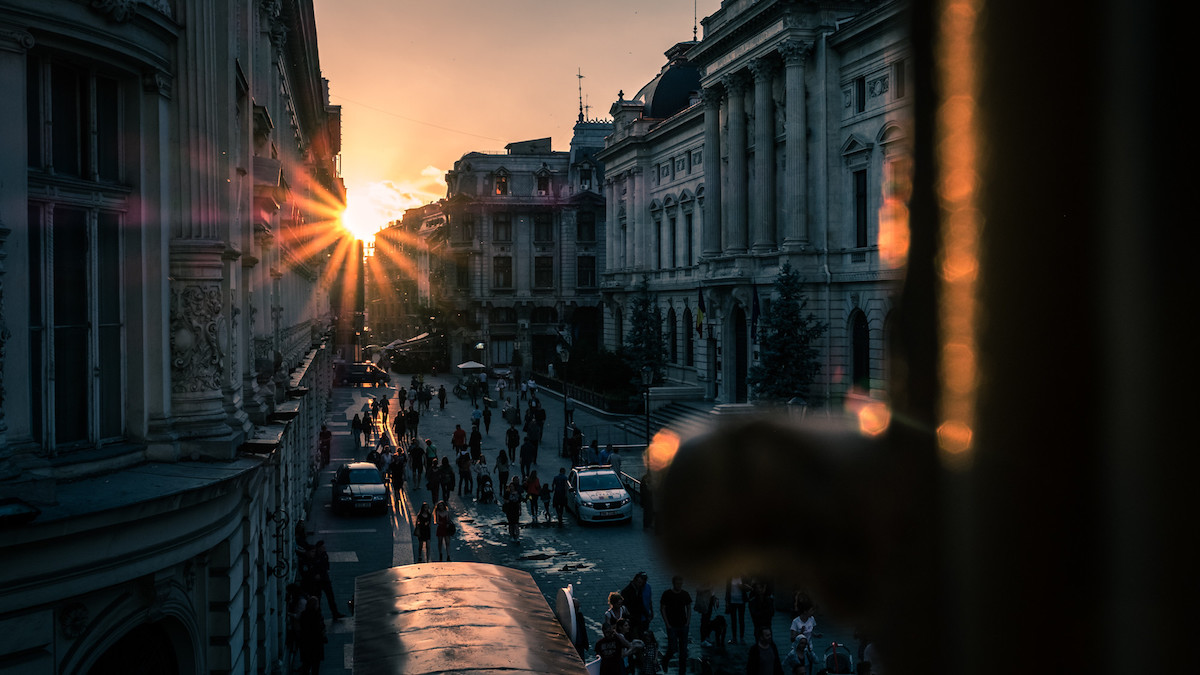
[{"x1": 577, "y1": 68, "x2": 586, "y2": 122}]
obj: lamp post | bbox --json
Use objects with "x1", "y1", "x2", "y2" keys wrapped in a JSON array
[
  {"x1": 641, "y1": 365, "x2": 654, "y2": 445},
  {"x1": 559, "y1": 345, "x2": 571, "y2": 458}
]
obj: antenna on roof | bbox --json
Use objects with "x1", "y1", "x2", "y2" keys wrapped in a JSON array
[
  {"x1": 584, "y1": 94, "x2": 591, "y2": 120},
  {"x1": 577, "y1": 68, "x2": 586, "y2": 122},
  {"x1": 694, "y1": 0, "x2": 698, "y2": 41}
]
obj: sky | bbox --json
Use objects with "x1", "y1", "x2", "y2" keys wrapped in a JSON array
[{"x1": 312, "y1": 0, "x2": 724, "y2": 241}]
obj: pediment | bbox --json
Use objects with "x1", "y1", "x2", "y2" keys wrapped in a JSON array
[{"x1": 841, "y1": 134, "x2": 874, "y2": 157}]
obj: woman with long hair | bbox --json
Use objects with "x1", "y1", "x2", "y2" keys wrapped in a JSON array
[
  {"x1": 412, "y1": 502, "x2": 432, "y2": 563},
  {"x1": 434, "y1": 500, "x2": 455, "y2": 561}
]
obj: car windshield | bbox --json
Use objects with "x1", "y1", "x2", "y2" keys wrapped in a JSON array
[
  {"x1": 578, "y1": 473, "x2": 623, "y2": 492},
  {"x1": 347, "y1": 468, "x2": 382, "y2": 484}
]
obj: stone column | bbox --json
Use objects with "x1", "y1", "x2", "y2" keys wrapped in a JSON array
[
  {"x1": 701, "y1": 87, "x2": 724, "y2": 258},
  {"x1": 781, "y1": 40, "x2": 811, "y2": 249},
  {"x1": 722, "y1": 72, "x2": 749, "y2": 254},
  {"x1": 0, "y1": 25, "x2": 33, "y2": 480},
  {"x1": 623, "y1": 174, "x2": 635, "y2": 270},
  {"x1": 604, "y1": 177, "x2": 615, "y2": 272},
  {"x1": 750, "y1": 58, "x2": 777, "y2": 252},
  {"x1": 630, "y1": 169, "x2": 644, "y2": 269},
  {"x1": 169, "y1": 0, "x2": 238, "y2": 458}
]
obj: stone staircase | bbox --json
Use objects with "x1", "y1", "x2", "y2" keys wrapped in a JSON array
[{"x1": 619, "y1": 399, "x2": 717, "y2": 442}]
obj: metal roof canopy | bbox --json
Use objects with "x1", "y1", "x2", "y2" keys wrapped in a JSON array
[{"x1": 352, "y1": 562, "x2": 587, "y2": 675}]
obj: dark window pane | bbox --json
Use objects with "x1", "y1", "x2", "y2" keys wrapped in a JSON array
[
  {"x1": 854, "y1": 169, "x2": 868, "y2": 247},
  {"x1": 99, "y1": 325, "x2": 122, "y2": 438},
  {"x1": 55, "y1": 325, "x2": 89, "y2": 444},
  {"x1": 51, "y1": 64, "x2": 83, "y2": 177},
  {"x1": 534, "y1": 256, "x2": 553, "y2": 288},
  {"x1": 96, "y1": 76, "x2": 120, "y2": 181},
  {"x1": 28, "y1": 204, "x2": 44, "y2": 443},
  {"x1": 54, "y1": 207, "x2": 89, "y2": 326},
  {"x1": 98, "y1": 212, "x2": 120, "y2": 323}
]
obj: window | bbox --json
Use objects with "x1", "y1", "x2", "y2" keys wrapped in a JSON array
[
  {"x1": 494, "y1": 174, "x2": 509, "y2": 195},
  {"x1": 894, "y1": 60, "x2": 906, "y2": 100},
  {"x1": 577, "y1": 211, "x2": 596, "y2": 242},
  {"x1": 537, "y1": 175, "x2": 550, "y2": 196},
  {"x1": 456, "y1": 214, "x2": 475, "y2": 242},
  {"x1": 493, "y1": 213, "x2": 512, "y2": 242},
  {"x1": 491, "y1": 338, "x2": 514, "y2": 365},
  {"x1": 534, "y1": 213, "x2": 554, "y2": 243},
  {"x1": 855, "y1": 76, "x2": 866, "y2": 113},
  {"x1": 27, "y1": 52, "x2": 128, "y2": 449},
  {"x1": 685, "y1": 213, "x2": 694, "y2": 266},
  {"x1": 577, "y1": 256, "x2": 596, "y2": 287},
  {"x1": 669, "y1": 216, "x2": 678, "y2": 268},
  {"x1": 854, "y1": 169, "x2": 869, "y2": 247},
  {"x1": 534, "y1": 256, "x2": 554, "y2": 288},
  {"x1": 654, "y1": 218, "x2": 663, "y2": 269},
  {"x1": 683, "y1": 308, "x2": 695, "y2": 366},
  {"x1": 490, "y1": 307, "x2": 517, "y2": 323},
  {"x1": 493, "y1": 256, "x2": 513, "y2": 288},
  {"x1": 455, "y1": 254, "x2": 470, "y2": 289},
  {"x1": 667, "y1": 308, "x2": 678, "y2": 364},
  {"x1": 580, "y1": 168, "x2": 593, "y2": 191}
]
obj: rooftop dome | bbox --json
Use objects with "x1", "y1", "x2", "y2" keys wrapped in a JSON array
[{"x1": 634, "y1": 41, "x2": 701, "y2": 119}]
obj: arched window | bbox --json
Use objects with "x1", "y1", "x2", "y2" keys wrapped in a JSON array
[{"x1": 667, "y1": 308, "x2": 678, "y2": 364}]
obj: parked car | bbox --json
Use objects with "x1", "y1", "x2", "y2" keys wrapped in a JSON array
[
  {"x1": 336, "y1": 362, "x2": 390, "y2": 387},
  {"x1": 330, "y1": 462, "x2": 388, "y2": 514},
  {"x1": 566, "y1": 466, "x2": 633, "y2": 524}
]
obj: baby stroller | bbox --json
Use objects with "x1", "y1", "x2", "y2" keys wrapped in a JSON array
[
  {"x1": 823, "y1": 641, "x2": 855, "y2": 674},
  {"x1": 477, "y1": 474, "x2": 495, "y2": 504}
]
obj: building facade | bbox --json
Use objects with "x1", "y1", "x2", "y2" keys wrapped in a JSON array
[
  {"x1": 0, "y1": 0, "x2": 344, "y2": 672},
  {"x1": 433, "y1": 121, "x2": 612, "y2": 377},
  {"x1": 599, "y1": 0, "x2": 910, "y2": 405}
]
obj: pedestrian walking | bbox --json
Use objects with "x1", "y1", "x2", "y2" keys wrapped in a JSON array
[
  {"x1": 502, "y1": 476, "x2": 522, "y2": 539},
  {"x1": 519, "y1": 435, "x2": 536, "y2": 480},
  {"x1": 407, "y1": 407, "x2": 420, "y2": 440},
  {"x1": 456, "y1": 449, "x2": 473, "y2": 496},
  {"x1": 726, "y1": 577, "x2": 750, "y2": 644},
  {"x1": 381, "y1": 394, "x2": 389, "y2": 422},
  {"x1": 437, "y1": 384, "x2": 447, "y2": 409},
  {"x1": 552, "y1": 467, "x2": 569, "y2": 525},
  {"x1": 351, "y1": 414, "x2": 363, "y2": 449},
  {"x1": 660, "y1": 576, "x2": 693, "y2": 675},
  {"x1": 482, "y1": 406, "x2": 492, "y2": 434},
  {"x1": 520, "y1": 379, "x2": 528, "y2": 401},
  {"x1": 306, "y1": 541, "x2": 344, "y2": 619},
  {"x1": 524, "y1": 470, "x2": 542, "y2": 521},
  {"x1": 594, "y1": 622, "x2": 637, "y2": 675},
  {"x1": 469, "y1": 426, "x2": 482, "y2": 460},
  {"x1": 413, "y1": 502, "x2": 432, "y2": 563},
  {"x1": 424, "y1": 438, "x2": 438, "y2": 474},
  {"x1": 696, "y1": 584, "x2": 727, "y2": 652},
  {"x1": 748, "y1": 579, "x2": 775, "y2": 637},
  {"x1": 603, "y1": 591, "x2": 630, "y2": 630},
  {"x1": 296, "y1": 595, "x2": 326, "y2": 675},
  {"x1": 609, "y1": 445, "x2": 622, "y2": 474},
  {"x1": 409, "y1": 438, "x2": 424, "y2": 484},
  {"x1": 394, "y1": 413, "x2": 407, "y2": 446},
  {"x1": 363, "y1": 413, "x2": 376, "y2": 445},
  {"x1": 318, "y1": 425, "x2": 332, "y2": 467},
  {"x1": 620, "y1": 572, "x2": 653, "y2": 640},
  {"x1": 438, "y1": 457, "x2": 455, "y2": 502},
  {"x1": 389, "y1": 449, "x2": 406, "y2": 493},
  {"x1": 494, "y1": 449, "x2": 511, "y2": 494},
  {"x1": 434, "y1": 500, "x2": 455, "y2": 561},
  {"x1": 505, "y1": 423, "x2": 520, "y2": 462}
]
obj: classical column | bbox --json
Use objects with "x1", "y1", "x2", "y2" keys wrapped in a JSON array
[
  {"x1": 631, "y1": 167, "x2": 646, "y2": 270},
  {"x1": 169, "y1": 0, "x2": 239, "y2": 457},
  {"x1": 722, "y1": 71, "x2": 749, "y2": 254},
  {"x1": 604, "y1": 177, "x2": 616, "y2": 272},
  {"x1": 781, "y1": 39, "x2": 811, "y2": 249},
  {"x1": 749, "y1": 58, "x2": 777, "y2": 252},
  {"x1": 701, "y1": 87, "x2": 724, "y2": 258},
  {"x1": 628, "y1": 172, "x2": 638, "y2": 267}
]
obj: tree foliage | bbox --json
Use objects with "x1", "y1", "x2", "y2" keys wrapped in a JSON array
[
  {"x1": 747, "y1": 263, "x2": 828, "y2": 403},
  {"x1": 622, "y1": 276, "x2": 667, "y2": 385}
]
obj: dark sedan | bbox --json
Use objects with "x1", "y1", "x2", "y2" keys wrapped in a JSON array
[{"x1": 331, "y1": 462, "x2": 388, "y2": 514}]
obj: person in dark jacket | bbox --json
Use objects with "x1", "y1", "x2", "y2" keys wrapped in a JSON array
[
  {"x1": 745, "y1": 627, "x2": 784, "y2": 675},
  {"x1": 297, "y1": 595, "x2": 326, "y2": 674}
]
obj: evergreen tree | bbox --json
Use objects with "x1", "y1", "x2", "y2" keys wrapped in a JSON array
[
  {"x1": 747, "y1": 263, "x2": 828, "y2": 403},
  {"x1": 622, "y1": 276, "x2": 667, "y2": 384}
]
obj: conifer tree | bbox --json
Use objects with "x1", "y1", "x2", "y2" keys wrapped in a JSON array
[
  {"x1": 622, "y1": 276, "x2": 667, "y2": 384},
  {"x1": 747, "y1": 263, "x2": 828, "y2": 403}
]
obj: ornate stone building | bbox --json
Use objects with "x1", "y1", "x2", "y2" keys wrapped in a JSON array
[
  {"x1": 599, "y1": 0, "x2": 910, "y2": 405},
  {"x1": 0, "y1": 0, "x2": 343, "y2": 672},
  {"x1": 434, "y1": 120, "x2": 612, "y2": 376}
]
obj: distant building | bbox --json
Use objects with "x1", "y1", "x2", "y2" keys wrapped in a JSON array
[
  {"x1": 431, "y1": 119, "x2": 612, "y2": 377},
  {"x1": 598, "y1": 0, "x2": 911, "y2": 404},
  {"x1": 0, "y1": 0, "x2": 343, "y2": 671}
]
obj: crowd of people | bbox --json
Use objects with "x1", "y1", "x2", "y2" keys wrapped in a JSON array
[{"x1": 314, "y1": 368, "x2": 880, "y2": 675}]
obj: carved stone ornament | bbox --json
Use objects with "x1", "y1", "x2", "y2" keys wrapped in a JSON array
[
  {"x1": 89, "y1": 0, "x2": 171, "y2": 22},
  {"x1": 170, "y1": 283, "x2": 225, "y2": 393},
  {"x1": 0, "y1": 27, "x2": 35, "y2": 52},
  {"x1": 869, "y1": 75, "x2": 890, "y2": 98},
  {"x1": 59, "y1": 603, "x2": 89, "y2": 639},
  {"x1": 779, "y1": 39, "x2": 811, "y2": 66},
  {"x1": 748, "y1": 58, "x2": 776, "y2": 82},
  {"x1": 142, "y1": 70, "x2": 172, "y2": 99},
  {"x1": 700, "y1": 87, "x2": 724, "y2": 108},
  {"x1": 722, "y1": 71, "x2": 749, "y2": 97}
]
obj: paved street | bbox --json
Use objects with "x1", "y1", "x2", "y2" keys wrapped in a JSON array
[{"x1": 304, "y1": 370, "x2": 855, "y2": 674}]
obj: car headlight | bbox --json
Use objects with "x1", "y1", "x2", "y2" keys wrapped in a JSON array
[{"x1": 620, "y1": 497, "x2": 630, "y2": 506}]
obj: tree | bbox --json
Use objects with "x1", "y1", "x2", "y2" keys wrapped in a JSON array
[
  {"x1": 747, "y1": 263, "x2": 828, "y2": 403},
  {"x1": 622, "y1": 275, "x2": 667, "y2": 384}
]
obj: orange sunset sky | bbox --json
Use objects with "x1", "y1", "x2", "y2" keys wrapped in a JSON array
[{"x1": 313, "y1": 0, "x2": 723, "y2": 242}]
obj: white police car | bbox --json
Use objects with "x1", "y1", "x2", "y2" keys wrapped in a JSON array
[{"x1": 567, "y1": 466, "x2": 633, "y2": 524}]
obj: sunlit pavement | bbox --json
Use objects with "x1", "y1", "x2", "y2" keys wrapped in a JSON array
[{"x1": 308, "y1": 370, "x2": 855, "y2": 674}]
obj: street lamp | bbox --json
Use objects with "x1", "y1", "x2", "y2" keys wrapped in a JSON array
[
  {"x1": 641, "y1": 365, "x2": 654, "y2": 445},
  {"x1": 559, "y1": 344, "x2": 571, "y2": 458}
]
